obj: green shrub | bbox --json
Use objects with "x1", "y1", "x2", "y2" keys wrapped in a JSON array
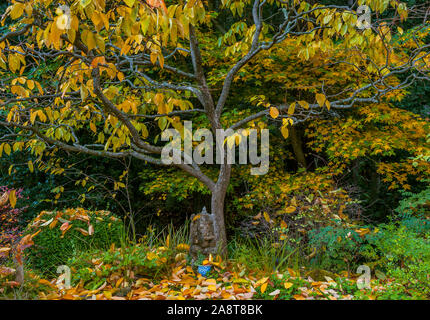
[
  {"x1": 362, "y1": 224, "x2": 430, "y2": 298},
  {"x1": 395, "y1": 183, "x2": 430, "y2": 235},
  {"x1": 65, "y1": 224, "x2": 192, "y2": 290},
  {"x1": 308, "y1": 225, "x2": 365, "y2": 273},
  {"x1": 24, "y1": 208, "x2": 124, "y2": 275}
]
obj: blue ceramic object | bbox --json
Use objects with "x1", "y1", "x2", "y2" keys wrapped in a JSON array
[{"x1": 197, "y1": 265, "x2": 212, "y2": 277}]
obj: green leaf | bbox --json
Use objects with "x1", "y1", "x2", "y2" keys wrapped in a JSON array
[{"x1": 124, "y1": 0, "x2": 136, "y2": 7}]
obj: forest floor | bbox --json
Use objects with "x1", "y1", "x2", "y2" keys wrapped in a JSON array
[{"x1": 2, "y1": 257, "x2": 404, "y2": 300}]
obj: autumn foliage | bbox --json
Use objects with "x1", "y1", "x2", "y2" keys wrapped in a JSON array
[
  {"x1": 0, "y1": 187, "x2": 25, "y2": 248},
  {"x1": 0, "y1": 0, "x2": 429, "y2": 301}
]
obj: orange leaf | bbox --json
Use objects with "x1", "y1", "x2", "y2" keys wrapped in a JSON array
[
  {"x1": 60, "y1": 222, "x2": 70, "y2": 231},
  {"x1": 285, "y1": 206, "x2": 296, "y2": 214},
  {"x1": 146, "y1": 0, "x2": 168, "y2": 14},
  {"x1": 260, "y1": 282, "x2": 268, "y2": 293},
  {"x1": 4, "y1": 281, "x2": 21, "y2": 287},
  {"x1": 269, "y1": 107, "x2": 279, "y2": 119}
]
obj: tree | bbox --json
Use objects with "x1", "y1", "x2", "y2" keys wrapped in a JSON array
[{"x1": 0, "y1": 0, "x2": 429, "y2": 255}]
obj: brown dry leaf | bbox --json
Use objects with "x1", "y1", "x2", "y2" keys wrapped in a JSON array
[
  {"x1": 269, "y1": 289, "x2": 280, "y2": 296},
  {"x1": 88, "y1": 224, "x2": 94, "y2": 236},
  {"x1": 0, "y1": 192, "x2": 8, "y2": 206},
  {"x1": 0, "y1": 266, "x2": 15, "y2": 276}
]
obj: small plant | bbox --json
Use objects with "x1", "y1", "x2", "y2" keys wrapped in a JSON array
[
  {"x1": 308, "y1": 225, "x2": 364, "y2": 273},
  {"x1": 229, "y1": 235, "x2": 300, "y2": 274},
  {"x1": 67, "y1": 243, "x2": 174, "y2": 290},
  {"x1": 362, "y1": 223, "x2": 430, "y2": 298}
]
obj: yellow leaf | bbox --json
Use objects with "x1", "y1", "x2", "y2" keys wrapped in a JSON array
[
  {"x1": 281, "y1": 126, "x2": 289, "y2": 139},
  {"x1": 158, "y1": 54, "x2": 164, "y2": 69},
  {"x1": 8, "y1": 55, "x2": 20, "y2": 73},
  {"x1": 4, "y1": 143, "x2": 11, "y2": 156},
  {"x1": 85, "y1": 31, "x2": 96, "y2": 51},
  {"x1": 208, "y1": 285, "x2": 217, "y2": 291},
  {"x1": 150, "y1": 52, "x2": 158, "y2": 65},
  {"x1": 203, "y1": 279, "x2": 217, "y2": 285},
  {"x1": 285, "y1": 206, "x2": 296, "y2": 214},
  {"x1": 90, "y1": 122, "x2": 97, "y2": 133},
  {"x1": 30, "y1": 111, "x2": 37, "y2": 124},
  {"x1": 9, "y1": 190, "x2": 16, "y2": 208},
  {"x1": 146, "y1": 252, "x2": 158, "y2": 260},
  {"x1": 284, "y1": 282, "x2": 293, "y2": 289},
  {"x1": 260, "y1": 282, "x2": 268, "y2": 294},
  {"x1": 298, "y1": 100, "x2": 309, "y2": 109},
  {"x1": 316, "y1": 93, "x2": 326, "y2": 107},
  {"x1": 27, "y1": 80, "x2": 34, "y2": 90},
  {"x1": 255, "y1": 277, "x2": 269, "y2": 287},
  {"x1": 28, "y1": 161, "x2": 34, "y2": 173},
  {"x1": 10, "y1": 3, "x2": 25, "y2": 19},
  {"x1": 124, "y1": 0, "x2": 135, "y2": 7},
  {"x1": 263, "y1": 212, "x2": 271, "y2": 223},
  {"x1": 288, "y1": 102, "x2": 295, "y2": 115},
  {"x1": 176, "y1": 243, "x2": 190, "y2": 251},
  {"x1": 115, "y1": 278, "x2": 124, "y2": 288},
  {"x1": 103, "y1": 290, "x2": 112, "y2": 299}
]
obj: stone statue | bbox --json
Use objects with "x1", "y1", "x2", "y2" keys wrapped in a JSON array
[{"x1": 189, "y1": 207, "x2": 217, "y2": 264}]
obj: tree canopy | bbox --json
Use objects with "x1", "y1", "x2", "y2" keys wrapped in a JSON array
[{"x1": 0, "y1": 0, "x2": 429, "y2": 253}]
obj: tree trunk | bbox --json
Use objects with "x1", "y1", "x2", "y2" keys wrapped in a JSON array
[
  {"x1": 211, "y1": 186, "x2": 228, "y2": 258},
  {"x1": 211, "y1": 163, "x2": 231, "y2": 258},
  {"x1": 289, "y1": 125, "x2": 307, "y2": 169},
  {"x1": 13, "y1": 256, "x2": 24, "y2": 285}
]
